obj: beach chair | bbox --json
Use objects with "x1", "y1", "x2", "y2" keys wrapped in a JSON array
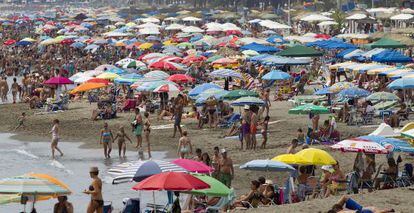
[
  {"x1": 144, "y1": 203, "x2": 170, "y2": 213},
  {"x1": 122, "y1": 198, "x2": 140, "y2": 213},
  {"x1": 305, "y1": 176, "x2": 322, "y2": 200},
  {"x1": 205, "y1": 189, "x2": 235, "y2": 212},
  {"x1": 373, "y1": 101, "x2": 397, "y2": 110},
  {"x1": 103, "y1": 201, "x2": 113, "y2": 213},
  {"x1": 218, "y1": 114, "x2": 241, "y2": 128}
]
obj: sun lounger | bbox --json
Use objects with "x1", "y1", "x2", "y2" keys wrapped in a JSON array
[{"x1": 373, "y1": 101, "x2": 397, "y2": 110}]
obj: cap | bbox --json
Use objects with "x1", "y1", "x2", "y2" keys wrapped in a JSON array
[
  {"x1": 244, "y1": 105, "x2": 250, "y2": 110},
  {"x1": 321, "y1": 165, "x2": 334, "y2": 173},
  {"x1": 220, "y1": 148, "x2": 227, "y2": 154},
  {"x1": 89, "y1": 167, "x2": 99, "y2": 173}
]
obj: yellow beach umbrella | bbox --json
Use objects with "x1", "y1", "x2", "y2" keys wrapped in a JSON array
[
  {"x1": 125, "y1": 22, "x2": 137, "y2": 27},
  {"x1": 71, "y1": 82, "x2": 108, "y2": 93},
  {"x1": 328, "y1": 61, "x2": 355, "y2": 70},
  {"x1": 367, "y1": 67, "x2": 395, "y2": 75},
  {"x1": 27, "y1": 173, "x2": 71, "y2": 191},
  {"x1": 294, "y1": 148, "x2": 337, "y2": 165},
  {"x1": 115, "y1": 41, "x2": 126, "y2": 47},
  {"x1": 163, "y1": 40, "x2": 176, "y2": 46},
  {"x1": 139, "y1": 42, "x2": 153, "y2": 50},
  {"x1": 96, "y1": 72, "x2": 120, "y2": 80},
  {"x1": 386, "y1": 69, "x2": 413, "y2": 77},
  {"x1": 21, "y1": 37, "x2": 36, "y2": 42},
  {"x1": 271, "y1": 154, "x2": 310, "y2": 165}
]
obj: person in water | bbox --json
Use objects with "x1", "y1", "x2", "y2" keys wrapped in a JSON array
[
  {"x1": 53, "y1": 196, "x2": 73, "y2": 213},
  {"x1": 177, "y1": 130, "x2": 193, "y2": 159},
  {"x1": 113, "y1": 126, "x2": 132, "y2": 158},
  {"x1": 50, "y1": 119, "x2": 63, "y2": 159},
  {"x1": 99, "y1": 122, "x2": 114, "y2": 159},
  {"x1": 83, "y1": 167, "x2": 103, "y2": 213},
  {"x1": 132, "y1": 107, "x2": 143, "y2": 149}
]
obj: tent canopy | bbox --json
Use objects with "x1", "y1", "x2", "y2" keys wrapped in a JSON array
[
  {"x1": 369, "y1": 38, "x2": 407, "y2": 49},
  {"x1": 277, "y1": 45, "x2": 323, "y2": 57},
  {"x1": 240, "y1": 42, "x2": 280, "y2": 53},
  {"x1": 371, "y1": 50, "x2": 412, "y2": 63}
]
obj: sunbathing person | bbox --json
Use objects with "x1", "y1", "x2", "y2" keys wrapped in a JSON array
[
  {"x1": 232, "y1": 180, "x2": 262, "y2": 208},
  {"x1": 328, "y1": 195, "x2": 395, "y2": 213}
]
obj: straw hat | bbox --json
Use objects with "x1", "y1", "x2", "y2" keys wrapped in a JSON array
[{"x1": 89, "y1": 167, "x2": 99, "y2": 173}]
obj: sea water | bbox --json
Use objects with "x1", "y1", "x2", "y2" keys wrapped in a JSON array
[{"x1": 0, "y1": 133, "x2": 170, "y2": 212}]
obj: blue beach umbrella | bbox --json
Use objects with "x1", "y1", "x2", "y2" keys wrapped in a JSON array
[
  {"x1": 231, "y1": 96, "x2": 265, "y2": 106},
  {"x1": 262, "y1": 70, "x2": 291, "y2": 80},
  {"x1": 240, "y1": 160, "x2": 296, "y2": 172},
  {"x1": 338, "y1": 87, "x2": 370, "y2": 98},
  {"x1": 189, "y1": 83, "x2": 221, "y2": 97},
  {"x1": 387, "y1": 78, "x2": 414, "y2": 90}
]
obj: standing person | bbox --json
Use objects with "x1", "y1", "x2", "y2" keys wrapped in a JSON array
[
  {"x1": 0, "y1": 76, "x2": 8, "y2": 102},
  {"x1": 177, "y1": 130, "x2": 192, "y2": 159},
  {"x1": 260, "y1": 116, "x2": 269, "y2": 149},
  {"x1": 250, "y1": 108, "x2": 258, "y2": 150},
  {"x1": 143, "y1": 112, "x2": 152, "y2": 158},
  {"x1": 241, "y1": 105, "x2": 251, "y2": 150},
  {"x1": 53, "y1": 196, "x2": 73, "y2": 213},
  {"x1": 172, "y1": 94, "x2": 183, "y2": 138},
  {"x1": 99, "y1": 122, "x2": 113, "y2": 159},
  {"x1": 262, "y1": 88, "x2": 271, "y2": 117},
  {"x1": 132, "y1": 107, "x2": 143, "y2": 148},
  {"x1": 83, "y1": 167, "x2": 103, "y2": 213},
  {"x1": 211, "y1": 146, "x2": 221, "y2": 178},
  {"x1": 11, "y1": 77, "x2": 19, "y2": 103},
  {"x1": 218, "y1": 149, "x2": 234, "y2": 187},
  {"x1": 113, "y1": 126, "x2": 132, "y2": 158},
  {"x1": 50, "y1": 119, "x2": 63, "y2": 159}
]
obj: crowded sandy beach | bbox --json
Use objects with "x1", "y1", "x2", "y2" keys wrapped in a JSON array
[{"x1": 1, "y1": 1, "x2": 414, "y2": 212}]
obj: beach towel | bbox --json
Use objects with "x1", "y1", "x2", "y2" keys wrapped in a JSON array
[{"x1": 152, "y1": 124, "x2": 184, "y2": 130}]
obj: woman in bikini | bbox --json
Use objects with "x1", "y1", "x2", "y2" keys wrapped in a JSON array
[
  {"x1": 50, "y1": 119, "x2": 63, "y2": 159},
  {"x1": 132, "y1": 107, "x2": 143, "y2": 149},
  {"x1": 143, "y1": 112, "x2": 152, "y2": 158},
  {"x1": 177, "y1": 131, "x2": 192, "y2": 159},
  {"x1": 84, "y1": 167, "x2": 103, "y2": 213},
  {"x1": 99, "y1": 122, "x2": 113, "y2": 159},
  {"x1": 113, "y1": 126, "x2": 132, "y2": 158}
]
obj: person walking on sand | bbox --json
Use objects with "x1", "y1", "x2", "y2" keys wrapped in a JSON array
[
  {"x1": 113, "y1": 126, "x2": 132, "y2": 158},
  {"x1": 241, "y1": 105, "x2": 251, "y2": 150},
  {"x1": 14, "y1": 112, "x2": 26, "y2": 130},
  {"x1": 177, "y1": 131, "x2": 192, "y2": 159},
  {"x1": 218, "y1": 149, "x2": 234, "y2": 187},
  {"x1": 172, "y1": 94, "x2": 183, "y2": 138},
  {"x1": 132, "y1": 107, "x2": 143, "y2": 149},
  {"x1": 83, "y1": 167, "x2": 103, "y2": 213},
  {"x1": 143, "y1": 112, "x2": 152, "y2": 158},
  {"x1": 100, "y1": 122, "x2": 114, "y2": 159},
  {"x1": 250, "y1": 108, "x2": 258, "y2": 150},
  {"x1": 11, "y1": 77, "x2": 19, "y2": 104},
  {"x1": 50, "y1": 119, "x2": 63, "y2": 159}
]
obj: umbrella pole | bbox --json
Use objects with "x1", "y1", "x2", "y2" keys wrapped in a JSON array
[{"x1": 153, "y1": 191, "x2": 156, "y2": 213}]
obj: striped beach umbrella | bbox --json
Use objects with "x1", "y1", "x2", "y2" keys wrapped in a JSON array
[
  {"x1": 108, "y1": 160, "x2": 187, "y2": 184},
  {"x1": 210, "y1": 69, "x2": 242, "y2": 79},
  {"x1": 0, "y1": 175, "x2": 71, "y2": 196}
]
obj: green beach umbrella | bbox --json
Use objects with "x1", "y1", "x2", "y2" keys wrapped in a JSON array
[
  {"x1": 206, "y1": 55, "x2": 223, "y2": 63},
  {"x1": 368, "y1": 38, "x2": 406, "y2": 49},
  {"x1": 277, "y1": 45, "x2": 323, "y2": 57},
  {"x1": 288, "y1": 104, "x2": 330, "y2": 115},
  {"x1": 222, "y1": 89, "x2": 259, "y2": 100},
  {"x1": 188, "y1": 174, "x2": 231, "y2": 197}
]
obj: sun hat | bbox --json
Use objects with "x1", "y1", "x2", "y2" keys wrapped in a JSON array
[
  {"x1": 220, "y1": 148, "x2": 227, "y2": 154},
  {"x1": 244, "y1": 105, "x2": 250, "y2": 110},
  {"x1": 321, "y1": 165, "x2": 334, "y2": 173}
]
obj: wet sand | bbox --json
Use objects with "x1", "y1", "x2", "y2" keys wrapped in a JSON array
[{"x1": 1, "y1": 100, "x2": 414, "y2": 212}]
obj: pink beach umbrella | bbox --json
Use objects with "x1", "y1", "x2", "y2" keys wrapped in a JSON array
[
  {"x1": 331, "y1": 138, "x2": 389, "y2": 154},
  {"x1": 172, "y1": 159, "x2": 214, "y2": 174},
  {"x1": 44, "y1": 76, "x2": 74, "y2": 85}
]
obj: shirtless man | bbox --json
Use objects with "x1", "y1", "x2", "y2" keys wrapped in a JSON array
[
  {"x1": 261, "y1": 88, "x2": 271, "y2": 117},
  {"x1": 172, "y1": 95, "x2": 183, "y2": 138},
  {"x1": 0, "y1": 76, "x2": 8, "y2": 102},
  {"x1": 218, "y1": 149, "x2": 234, "y2": 187}
]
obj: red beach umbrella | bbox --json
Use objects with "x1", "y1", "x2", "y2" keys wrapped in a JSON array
[
  {"x1": 167, "y1": 74, "x2": 194, "y2": 83},
  {"x1": 131, "y1": 172, "x2": 210, "y2": 191},
  {"x1": 4, "y1": 39, "x2": 17, "y2": 46},
  {"x1": 86, "y1": 78, "x2": 110, "y2": 85},
  {"x1": 44, "y1": 76, "x2": 73, "y2": 85}
]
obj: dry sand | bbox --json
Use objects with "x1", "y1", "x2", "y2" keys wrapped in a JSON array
[{"x1": 1, "y1": 100, "x2": 414, "y2": 212}]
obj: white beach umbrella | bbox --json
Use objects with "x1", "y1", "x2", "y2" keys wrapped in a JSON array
[
  {"x1": 390, "y1": 14, "x2": 414, "y2": 21},
  {"x1": 140, "y1": 17, "x2": 160, "y2": 23},
  {"x1": 165, "y1": 23, "x2": 185, "y2": 31},
  {"x1": 300, "y1": 14, "x2": 333, "y2": 22},
  {"x1": 182, "y1": 16, "x2": 202, "y2": 22},
  {"x1": 182, "y1": 26, "x2": 204, "y2": 33},
  {"x1": 318, "y1": 21, "x2": 338, "y2": 26},
  {"x1": 139, "y1": 28, "x2": 160, "y2": 35}
]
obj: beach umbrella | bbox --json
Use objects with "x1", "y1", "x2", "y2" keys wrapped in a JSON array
[
  {"x1": 0, "y1": 175, "x2": 71, "y2": 197},
  {"x1": 176, "y1": 42, "x2": 194, "y2": 49},
  {"x1": 188, "y1": 174, "x2": 231, "y2": 197},
  {"x1": 44, "y1": 76, "x2": 73, "y2": 85},
  {"x1": 108, "y1": 160, "x2": 186, "y2": 184},
  {"x1": 71, "y1": 82, "x2": 107, "y2": 93},
  {"x1": 331, "y1": 138, "x2": 389, "y2": 154},
  {"x1": 366, "y1": 92, "x2": 400, "y2": 101},
  {"x1": 329, "y1": 82, "x2": 354, "y2": 93},
  {"x1": 231, "y1": 96, "x2": 265, "y2": 106},
  {"x1": 288, "y1": 104, "x2": 330, "y2": 115},
  {"x1": 167, "y1": 74, "x2": 194, "y2": 83},
  {"x1": 96, "y1": 72, "x2": 120, "y2": 80},
  {"x1": 0, "y1": 194, "x2": 21, "y2": 205},
  {"x1": 222, "y1": 89, "x2": 259, "y2": 100},
  {"x1": 271, "y1": 154, "x2": 310, "y2": 165},
  {"x1": 153, "y1": 84, "x2": 180, "y2": 93},
  {"x1": 131, "y1": 172, "x2": 209, "y2": 191},
  {"x1": 210, "y1": 69, "x2": 242, "y2": 79},
  {"x1": 95, "y1": 64, "x2": 118, "y2": 72},
  {"x1": 211, "y1": 58, "x2": 238, "y2": 66},
  {"x1": 277, "y1": 45, "x2": 323, "y2": 57},
  {"x1": 172, "y1": 159, "x2": 214, "y2": 174},
  {"x1": 313, "y1": 87, "x2": 333, "y2": 95},
  {"x1": 338, "y1": 87, "x2": 370, "y2": 98},
  {"x1": 262, "y1": 70, "x2": 291, "y2": 80},
  {"x1": 70, "y1": 42, "x2": 85, "y2": 48},
  {"x1": 135, "y1": 80, "x2": 177, "y2": 92},
  {"x1": 74, "y1": 76, "x2": 93, "y2": 84},
  {"x1": 138, "y1": 42, "x2": 153, "y2": 50},
  {"x1": 182, "y1": 55, "x2": 207, "y2": 65},
  {"x1": 295, "y1": 148, "x2": 337, "y2": 165},
  {"x1": 115, "y1": 58, "x2": 136, "y2": 67},
  {"x1": 4, "y1": 39, "x2": 17, "y2": 45},
  {"x1": 106, "y1": 67, "x2": 126, "y2": 75},
  {"x1": 188, "y1": 83, "x2": 221, "y2": 97},
  {"x1": 206, "y1": 55, "x2": 224, "y2": 63},
  {"x1": 87, "y1": 78, "x2": 110, "y2": 85},
  {"x1": 149, "y1": 61, "x2": 183, "y2": 71},
  {"x1": 144, "y1": 70, "x2": 170, "y2": 80},
  {"x1": 240, "y1": 160, "x2": 296, "y2": 172},
  {"x1": 15, "y1": 41, "x2": 33, "y2": 46},
  {"x1": 242, "y1": 50, "x2": 260, "y2": 56},
  {"x1": 358, "y1": 135, "x2": 414, "y2": 154},
  {"x1": 387, "y1": 78, "x2": 414, "y2": 90}
]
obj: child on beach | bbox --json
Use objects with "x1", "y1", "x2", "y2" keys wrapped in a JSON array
[
  {"x1": 297, "y1": 128, "x2": 305, "y2": 144},
  {"x1": 14, "y1": 112, "x2": 26, "y2": 130},
  {"x1": 113, "y1": 126, "x2": 132, "y2": 158},
  {"x1": 260, "y1": 116, "x2": 269, "y2": 149}
]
